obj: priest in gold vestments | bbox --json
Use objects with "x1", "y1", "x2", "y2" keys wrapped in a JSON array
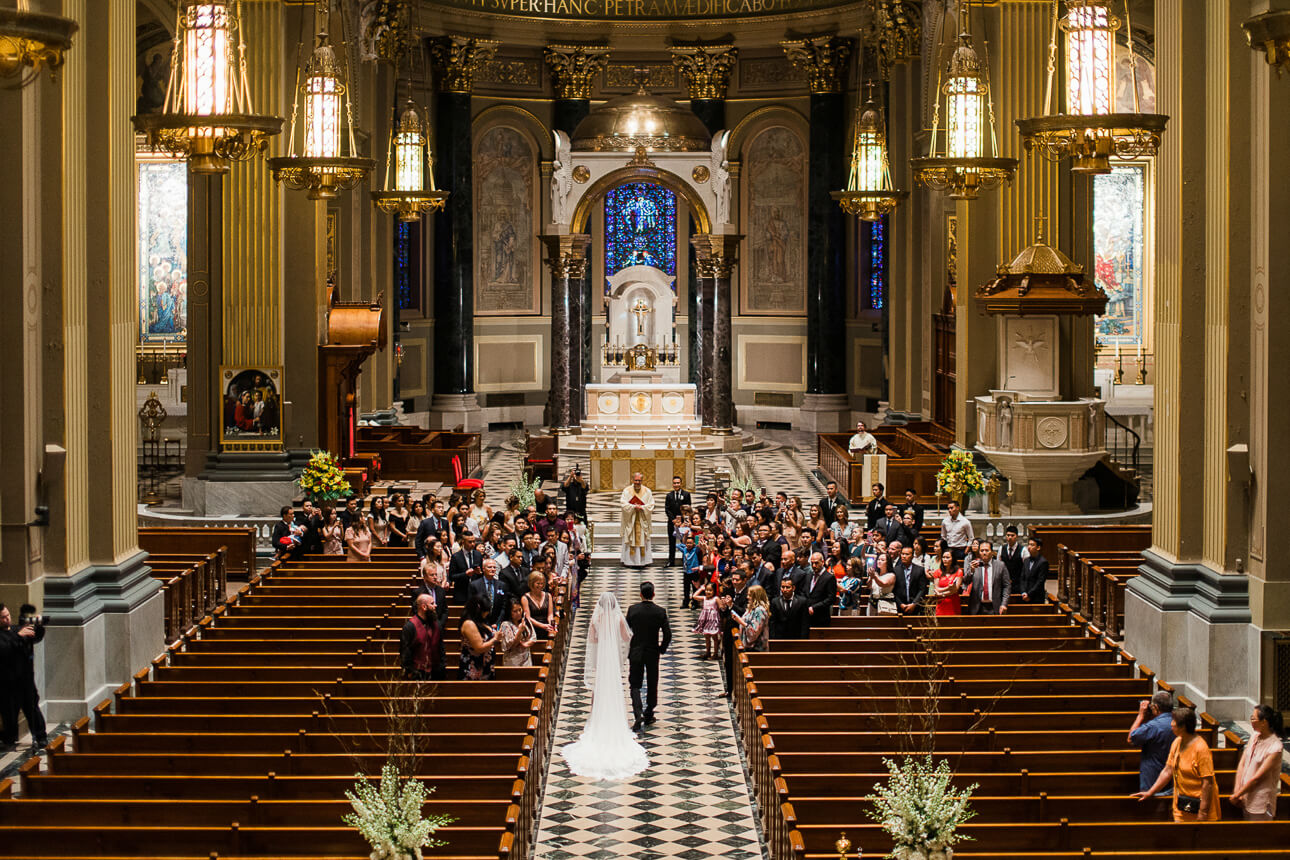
[{"x1": 620, "y1": 472, "x2": 655, "y2": 568}]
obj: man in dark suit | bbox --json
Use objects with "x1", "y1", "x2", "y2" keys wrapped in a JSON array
[
  {"x1": 901, "y1": 489, "x2": 925, "y2": 532},
  {"x1": 1019, "y1": 536, "x2": 1050, "y2": 604},
  {"x1": 998, "y1": 525, "x2": 1026, "y2": 590},
  {"x1": 819, "y1": 481, "x2": 844, "y2": 530},
  {"x1": 966, "y1": 541, "x2": 1011, "y2": 615},
  {"x1": 271, "y1": 506, "x2": 302, "y2": 561},
  {"x1": 497, "y1": 547, "x2": 527, "y2": 602},
  {"x1": 468, "y1": 558, "x2": 508, "y2": 626},
  {"x1": 718, "y1": 568, "x2": 750, "y2": 699},
  {"x1": 876, "y1": 503, "x2": 911, "y2": 547},
  {"x1": 865, "y1": 482, "x2": 889, "y2": 531},
  {"x1": 664, "y1": 475, "x2": 692, "y2": 566},
  {"x1": 339, "y1": 497, "x2": 361, "y2": 532},
  {"x1": 892, "y1": 545, "x2": 928, "y2": 615},
  {"x1": 802, "y1": 552, "x2": 838, "y2": 628},
  {"x1": 749, "y1": 547, "x2": 778, "y2": 594},
  {"x1": 415, "y1": 499, "x2": 448, "y2": 557},
  {"x1": 777, "y1": 549, "x2": 808, "y2": 593},
  {"x1": 769, "y1": 578, "x2": 809, "y2": 639},
  {"x1": 626, "y1": 581, "x2": 671, "y2": 732},
  {"x1": 447, "y1": 533, "x2": 483, "y2": 602},
  {"x1": 298, "y1": 500, "x2": 324, "y2": 554}
]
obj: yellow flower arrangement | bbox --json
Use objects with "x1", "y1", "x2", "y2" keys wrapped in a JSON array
[
  {"x1": 935, "y1": 449, "x2": 986, "y2": 499},
  {"x1": 297, "y1": 451, "x2": 352, "y2": 504}
]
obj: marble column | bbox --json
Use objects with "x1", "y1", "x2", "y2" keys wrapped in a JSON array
[
  {"x1": 541, "y1": 235, "x2": 591, "y2": 431},
  {"x1": 428, "y1": 36, "x2": 496, "y2": 431},
  {"x1": 784, "y1": 36, "x2": 852, "y2": 431},
  {"x1": 692, "y1": 235, "x2": 741, "y2": 433},
  {"x1": 546, "y1": 46, "x2": 609, "y2": 392},
  {"x1": 184, "y1": 175, "x2": 223, "y2": 477}
]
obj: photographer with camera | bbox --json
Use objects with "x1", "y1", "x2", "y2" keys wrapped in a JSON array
[
  {"x1": 562, "y1": 466, "x2": 588, "y2": 520},
  {"x1": 0, "y1": 603, "x2": 47, "y2": 751}
]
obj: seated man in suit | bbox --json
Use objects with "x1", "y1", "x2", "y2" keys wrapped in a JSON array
[
  {"x1": 802, "y1": 552, "x2": 838, "y2": 628},
  {"x1": 769, "y1": 578, "x2": 809, "y2": 639},
  {"x1": 891, "y1": 544, "x2": 928, "y2": 615},
  {"x1": 1018, "y1": 536, "x2": 1050, "y2": 604},
  {"x1": 965, "y1": 540, "x2": 1011, "y2": 615}
]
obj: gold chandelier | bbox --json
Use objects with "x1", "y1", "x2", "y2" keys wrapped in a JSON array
[
  {"x1": 371, "y1": 96, "x2": 448, "y2": 221},
  {"x1": 268, "y1": 1, "x2": 373, "y2": 200},
  {"x1": 1016, "y1": 1, "x2": 1167, "y2": 175},
  {"x1": 132, "y1": 1, "x2": 282, "y2": 174},
  {"x1": 1243, "y1": 9, "x2": 1290, "y2": 76},
  {"x1": 910, "y1": 0, "x2": 1016, "y2": 200},
  {"x1": 0, "y1": 7, "x2": 77, "y2": 88},
  {"x1": 833, "y1": 86, "x2": 906, "y2": 221}
]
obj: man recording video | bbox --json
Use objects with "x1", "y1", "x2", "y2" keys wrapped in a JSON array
[{"x1": 0, "y1": 603, "x2": 47, "y2": 751}]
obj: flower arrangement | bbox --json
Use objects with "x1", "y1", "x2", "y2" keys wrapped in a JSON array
[
  {"x1": 510, "y1": 471, "x2": 543, "y2": 512},
  {"x1": 867, "y1": 757, "x2": 976, "y2": 860},
  {"x1": 343, "y1": 762, "x2": 454, "y2": 860},
  {"x1": 298, "y1": 450, "x2": 352, "y2": 504},
  {"x1": 935, "y1": 449, "x2": 986, "y2": 501},
  {"x1": 725, "y1": 474, "x2": 757, "y2": 508}
]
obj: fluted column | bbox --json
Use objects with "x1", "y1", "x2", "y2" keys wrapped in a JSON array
[
  {"x1": 428, "y1": 36, "x2": 497, "y2": 430},
  {"x1": 784, "y1": 36, "x2": 852, "y2": 430},
  {"x1": 692, "y1": 235, "x2": 741, "y2": 432},
  {"x1": 542, "y1": 235, "x2": 591, "y2": 431}
]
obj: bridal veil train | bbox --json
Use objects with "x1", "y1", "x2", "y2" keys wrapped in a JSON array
[{"x1": 559, "y1": 591, "x2": 649, "y2": 781}]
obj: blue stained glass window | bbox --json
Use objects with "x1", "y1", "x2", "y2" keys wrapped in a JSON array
[
  {"x1": 394, "y1": 220, "x2": 413, "y2": 310},
  {"x1": 604, "y1": 182, "x2": 677, "y2": 289},
  {"x1": 868, "y1": 218, "x2": 886, "y2": 310}
]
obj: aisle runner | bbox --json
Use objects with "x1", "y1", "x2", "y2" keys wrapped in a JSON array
[{"x1": 533, "y1": 563, "x2": 765, "y2": 859}]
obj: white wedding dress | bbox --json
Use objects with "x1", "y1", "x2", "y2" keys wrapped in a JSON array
[{"x1": 559, "y1": 592, "x2": 650, "y2": 781}]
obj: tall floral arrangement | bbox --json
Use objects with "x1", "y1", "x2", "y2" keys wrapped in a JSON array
[
  {"x1": 298, "y1": 450, "x2": 352, "y2": 504},
  {"x1": 343, "y1": 762, "x2": 454, "y2": 860},
  {"x1": 725, "y1": 474, "x2": 758, "y2": 508},
  {"x1": 510, "y1": 472, "x2": 543, "y2": 512},
  {"x1": 935, "y1": 449, "x2": 985, "y2": 500},
  {"x1": 867, "y1": 756, "x2": 976, "y2": 860}
]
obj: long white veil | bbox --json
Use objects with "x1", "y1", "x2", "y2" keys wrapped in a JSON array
[{"x1": 560, "y1": 590, "x2": 649, "y2": 781}]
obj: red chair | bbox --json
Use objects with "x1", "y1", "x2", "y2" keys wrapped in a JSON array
[{"x1": 452, "y1": 454, "x2": 483, "y2": 492}]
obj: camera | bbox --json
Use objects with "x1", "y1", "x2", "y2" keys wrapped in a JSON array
[
  {"x1": 574, "y1": 467, "x2": 582, "y2": 476},
  {"x1": 18, "y1": 612, "x2": 44, "y2": 628}
]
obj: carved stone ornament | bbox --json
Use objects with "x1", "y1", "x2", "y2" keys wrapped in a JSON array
[
  {"x1": 572, "y1": 165, "x2": 591, "y2": 183},
  {"x1": 781, "y1": 36, "x2": 852, "y2": 95},
  {"x1": 692, "y1": 165, "x2": 711, "y2": 183},
  {"x1": 1036, "y1": 416, "x2": 1069, "y2": 449},
  {"x1": 669, "y1": 44, "x2": 738, "y2": 100},
  {"x1": 429, "y1": 35, "x2": 499, "y2": 94},
  {"x1": 544, "y1": 44, "x2": 611, "y2": 100}
]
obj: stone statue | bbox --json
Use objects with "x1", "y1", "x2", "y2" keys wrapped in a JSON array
[
  {"x1": 997, "y1": 397, "x2": 1014, "y2": 450},
  {"x1": 551, "y1": 130, "x2": 574, "y2": 227},
  {"x1": 710, "y1": 129, "x2": 731, "y2": 226}
]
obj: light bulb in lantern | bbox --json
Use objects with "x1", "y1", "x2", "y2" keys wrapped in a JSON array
[
  {"x1": 303, "y1": 42, "x2": 342, "y2": 159},
  {"x1": 849, "y1": 100, "x2": 889, "y2": 193},
  {"x1": 182, "y1": 3, "x2": 231, "y2": 118},
  {"x1": 944, "y1": 34, "x2": 985, "y2": 159},
  {"x1": 393, "y1": 102, "x2": 426, "y2": 192},
  {"x1": 1062, "y1": 1, "x2": 1116, "y2": 116}
]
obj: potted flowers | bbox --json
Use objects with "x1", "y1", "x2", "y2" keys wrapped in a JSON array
[
  {"x1": 935, "y1": 449, "x2": 986, "y2": 508},
  {"x1": 297, "y1": 450, "x2": 352, "y2": 505},
  {"x1": 343, "y1": 762, "x2": 454, "y2": 860},
  {"x1": 867, "y1": 757, "x2": 976, "y2": 860}
]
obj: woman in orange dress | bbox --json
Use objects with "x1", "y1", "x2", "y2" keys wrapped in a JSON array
[
  {"x1": 932, "y1": 550, "x2": 962, "y2": 616},
  {"x1": 1132, "y1": 706, "x2": 1220, "y2": 821}
]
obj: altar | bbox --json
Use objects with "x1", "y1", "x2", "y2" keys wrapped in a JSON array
[{"x1": 588, "y1": 446, "x2": 696, "y2": 492}]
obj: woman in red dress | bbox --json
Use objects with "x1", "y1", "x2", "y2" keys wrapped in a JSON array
[{"x1": 932, "y1": 549, "x2": 963, "y2": 616}]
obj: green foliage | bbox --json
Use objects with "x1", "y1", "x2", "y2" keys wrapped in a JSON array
[
  {"x1": 343, "y1": 762, "x2": 454, "y2": 860},
  {"x1": 867, "y1": 756, "x2": 976, "y2": 860}
]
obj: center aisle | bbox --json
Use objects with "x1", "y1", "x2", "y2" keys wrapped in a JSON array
[{"x1": 534, "y1": 560, "x2": 767, "y2": 860}]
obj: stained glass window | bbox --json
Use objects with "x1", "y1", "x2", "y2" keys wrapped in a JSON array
[
  {"x1": 868, "y1": 218, "x2": 887, "y2": 310},
  {"x1": 604, "y1": 182, "x2": 677, "y2": 289},
  {"x1": 394, "y1": 220, "x2": 419, "y2": 311},
  {"x1": 1093, "y1": 163, "x2": 1147, "y2": 346}
]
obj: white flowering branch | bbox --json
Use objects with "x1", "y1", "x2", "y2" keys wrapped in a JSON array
[
  {"x1": 343, "y1": 762, "x2": 454, "y2": 860},
  {"x1": 867, "y1": 756, "x2": 976, "y2": 860}
]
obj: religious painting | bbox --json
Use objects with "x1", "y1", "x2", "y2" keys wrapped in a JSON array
[
  {"x1": 136, "y1": 156, "x2": 188, "y2": 344},
  {"x1": 219, "y1": 366, "x2": 283, "y2": 445},
  {"x1": 1093, "y1": 162, "x2": 1148, "y2": 347},
  {"x1": 1114, "y1": 47, "x2": 1155, "y2": 113},
  {"x1": 135, "y1": 34, "x2": 170, "y2": 116},
  {"x1": 741, "y1": 126, "x2": 807, "y2": 316},
  {"x1": 604, "y1": 182, "x2": 678, "y2": 284},
  {"x1": 474, "y1": 125, "x2": 538, "y2": 315}
]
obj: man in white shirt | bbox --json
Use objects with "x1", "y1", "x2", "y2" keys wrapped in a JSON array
[
  {"x1": 939, "y1": 499, "x2": 975, "y2": 563},
  {"x1": 847, "y1": 421, "x2": 878, "y2": 458}
]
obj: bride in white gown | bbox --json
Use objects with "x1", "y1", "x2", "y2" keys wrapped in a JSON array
[{"x1": 559, "y1": 591, "x2": 649, "y2": 781}]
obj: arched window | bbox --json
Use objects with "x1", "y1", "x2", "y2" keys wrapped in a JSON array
[{"x1": 604, "y1": 182, "x2": 677, "y2": 289}]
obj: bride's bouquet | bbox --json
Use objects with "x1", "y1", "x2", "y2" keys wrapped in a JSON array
[{"x1": 867, "y1": 757, "x2": 976, "y2": 860}]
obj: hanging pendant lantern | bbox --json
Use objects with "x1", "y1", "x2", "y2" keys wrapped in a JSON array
[
  {"x1": 0, "y1": 7, "x2": 77, "y2": 88},
  {"x1": 833, "y1": 85, "x2": 906, "y2": 221},
  {"x1": 371, "y1": 96, "x2": 448, "y2": 221},
  {"x1": 1016, "y1": 1, "x2": 1167, "y2": 175},
  {"x1": 132, "y1": 0, "x2": 281, "y2": 174}
]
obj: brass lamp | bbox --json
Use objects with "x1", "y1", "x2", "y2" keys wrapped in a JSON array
[
  {"x1": 1243, "y1": 9, "x2": 1290, "y2": 76},
  {"x1": 910, "y1": 0, "x2": 1016, "y2": 200},
  {"x1": 0, "y1": 7, "x2": 76, "y2": 87},
  {"x1": 269, "y1": 1, "x2": 373, "y2": 200},
  {"x1": 132, "y1": 1, "x2": 282, "y2": 174},
  {"x1": 832, "y1": 86, "x2": 906, "y2": 221},
  {"x1": 1016, "y1": 1, "x2": 1168, "y2": 174},
  {"x1": 371, "y1": 96, "x2": 448, "y2": 221}
]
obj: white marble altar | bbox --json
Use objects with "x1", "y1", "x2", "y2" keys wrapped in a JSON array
[{"x1": 563, "y1": 369, "x2": 721, "y2": 450}]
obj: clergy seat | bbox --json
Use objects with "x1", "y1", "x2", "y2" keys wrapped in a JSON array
[
  {"x1": 452, "y1": 454, "x2": 484, "y2": 492},
  {"x1": 523, "y1": 433, "x2": 558, "y2": 482}
]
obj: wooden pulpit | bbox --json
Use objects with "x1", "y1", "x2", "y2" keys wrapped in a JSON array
[{"x1": 319, "y1": 287, "x2": 386, "y2": 462}]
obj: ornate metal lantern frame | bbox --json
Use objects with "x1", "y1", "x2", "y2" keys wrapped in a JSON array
[
  {"x1": 0, "y1": 7, "x2": 77, "y2": 88},
  {"x1": 371, "y1": 95, "x2": 448, "y2": 221},
  {"x1": 833, "y1": 85, "x2": 907, "y2": 221}
]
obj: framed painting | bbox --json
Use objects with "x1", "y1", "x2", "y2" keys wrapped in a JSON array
[
  {"x1": 740, "y1": 125, "x2": 807, "y2": 316},
  {"x1": 473, "y1": 125, "x2": 540, "y2": 315},
  {"x1": 219, "y1": 366, "x2": 283, "y2": 448},
  {"x1": 136, "y1": 152, "x2": 188, "y2": 344},
  {"x1": 1093, "y1": 161, "x2": 1150, "y2": 349}
]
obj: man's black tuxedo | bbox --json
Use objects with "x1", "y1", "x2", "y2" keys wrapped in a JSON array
[
  {"x1": 300, "y1": 513, "x2": 323, "y2": 555},
  {"x1": 769, "y1": 594, "x2": 809, "y2": 639},
  {"x1": 626, "y1": 600, "x2": 671, "y2": 723},
  {"x1": 998, "y1": 541, "x2": 1025, "y2": 588},
  {"x1": 1019, "y1": 554, "x2": 1050, "y2": 603},
  {"x1": 447, "y1": 548, "x2": 482, "y2": 600},
  {"x1": 415, "y1": 515, "x2": 447, "y2": 557},
  {"x1": 801, "y1": 567, "x2": 838, "y2": 627},
  {"x1": 497, "y1": 565, "x2": 526, "y2": 602},
  {"x1": 892, "y1": 561, "x2": 928, "y2": 615},
  {"x1": 865, "y1": 496, "x2": 889, "y2": 530},
  {"x1": 664, "y1": 488, "x2": 692, "y2": 564},
  {"x1": 411, "y1": 582, "x2": 448, "y2": 617},
  {"x1": 902, "y1": 499, "x2": 925, "y2": 532},
  {"x1": 819, "y1": 493, "x2": 843, "y2": 529}
]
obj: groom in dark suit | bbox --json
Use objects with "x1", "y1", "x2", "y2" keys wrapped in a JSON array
[
  {"x1": 626, "y1": 581, "x2": 671, "y2": 733},
  {"x1": 664, "y1": 476, "x2": 691, "y2": 567}
]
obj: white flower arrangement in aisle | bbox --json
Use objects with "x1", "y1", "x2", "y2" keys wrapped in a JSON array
[
  {"x1": 343, "y1": 762, "x2": 454, "y2": 860},
  {"x1": 510, "y1": 471, "x2": 543, "y2": 512},
  {"x1": 867, "y1": 756, "x2": 976, "y2": 860}
]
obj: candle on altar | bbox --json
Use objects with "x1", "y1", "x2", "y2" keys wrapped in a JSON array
[
  {"x1": 1136, "y1": 341, "x2": 1142, "y2": 360},
  {"x1": 1114, "y1": 342, "x2": 1120, "y2": 361}
]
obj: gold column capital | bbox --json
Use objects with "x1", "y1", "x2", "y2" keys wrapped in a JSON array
[
  {"x1": 781, "y1": 35, "x2": 852, "y2": 95},
  {"x1": 691, "y1": 233, "x2": 741, "y2": 279},
  {"x1": 543, "y1": 45, "x2": 611, "y2": 100},
  {"x1": 541, "y1": 233, "x2": 592, "y2": 278},
  {"x1": 860, "y1": 0, "x2": 922, "y2": 80},
  {"x1": 429, "y1": 35, "x2": 500, "y2": 94},
  {"x1": 669, "y1": 43, "x2": 738, "y2": 101}
]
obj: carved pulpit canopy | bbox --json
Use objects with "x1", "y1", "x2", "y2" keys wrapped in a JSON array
[
  {"x1": 976, "y1": 231, "x2": 1107, "y2": 317},
  {"x1": 326, "y1": 286, "x2": 387, "y2": 351}
]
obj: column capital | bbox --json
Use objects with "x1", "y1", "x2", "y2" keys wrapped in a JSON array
[
  {"x1": 429, "y1": 35, "x2": 500, "y2": 94},
  {"x1": 669, "y1": 43, "x2": 739, "y2": 101},
  {"x1": 541, "y1": 233, "x2": 592, "y2": 278},
  {"x1": 543, "y1": 45, "x2": 611, "y2": 100},
  {"x1": 781, "y1": 35, "x2": 853, "y2": 95},
  {"x1": 691, "y1": 233, "x2": 742, "y2": 279},
  {"x1": 860, "y1": 0, "x2": 922, "y2": 80}
]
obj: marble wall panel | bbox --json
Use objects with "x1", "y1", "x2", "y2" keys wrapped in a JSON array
[
  {"x1": 741, "y1": 126, "x2": 807, "y2": 316},
  {"x1": 474, "y1": 126, "x2": 539, "y2": 315}
]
